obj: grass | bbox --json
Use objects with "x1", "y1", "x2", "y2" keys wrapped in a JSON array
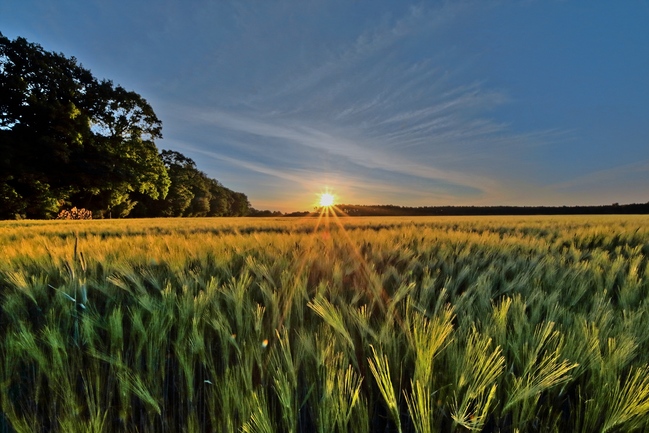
[{"x1": 0, "y1": 215, "x2": 648, "y2": 432}]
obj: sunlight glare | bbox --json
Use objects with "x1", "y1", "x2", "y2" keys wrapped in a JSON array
[{"x1": 319, "y1": 192, "x2": 335, "y2": 207}]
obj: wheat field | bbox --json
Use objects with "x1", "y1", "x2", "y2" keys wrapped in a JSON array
[{"x1": 1, "y1": 215, "x2": 648, "y2": 432}]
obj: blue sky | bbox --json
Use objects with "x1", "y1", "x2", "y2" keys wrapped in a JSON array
[{"x1": 2, "y1": 1, "x2": 648, "y2": 211}]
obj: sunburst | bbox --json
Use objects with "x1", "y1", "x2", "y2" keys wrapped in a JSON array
[{"x1": 319, "y1": 192, "x2": 335, "y2": 207}]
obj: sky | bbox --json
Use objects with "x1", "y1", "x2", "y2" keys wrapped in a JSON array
[{"x1": 1, "y1": 1, "x2": 648, "y2": 212}]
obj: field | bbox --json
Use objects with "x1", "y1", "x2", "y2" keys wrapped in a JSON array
[{"x1": 1, "y1": 215, "x2": 649, "y2": 433}]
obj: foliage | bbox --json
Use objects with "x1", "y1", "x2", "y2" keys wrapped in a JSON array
[
  {"x1": 0, "y1": 33, "x2": 171, "y2": 219},
  {"x1": 0, "y1": 33, "x2": 251, "y2": 220},
  {"x1": 130, "y1": 150, "x2": 251, "y2": 217},
  {"x1": 1, "y1": 215, "x2": 648, "y2": 432}
]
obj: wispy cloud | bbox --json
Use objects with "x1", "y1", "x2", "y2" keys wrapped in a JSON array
[
  {"x1": 174, "y1": 105, "x2": 499, "y2": 194},
  {"x1": 172, "y1": 140, "x2": 472, "y2": 210},
  {"x1": 257, "y1": 4, "x2": 438, "y2": 104},
  {"x1": 159, "y1": 1, "x2": 593, "y2": 208},
  {"x1": 175, "y1": 142, "x2": 310, "y2": 186},
  {"x1": 5, "y1": 0, "x2": 647, "y2": 209}
]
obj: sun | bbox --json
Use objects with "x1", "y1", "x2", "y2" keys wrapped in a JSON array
[{"x1": 319, "y1": 192, "x2": 335, "y2": 207}]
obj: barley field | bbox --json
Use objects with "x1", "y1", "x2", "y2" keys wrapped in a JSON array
[{"x1": 1, "y1": 215, "x2": 648, "y2": 433}]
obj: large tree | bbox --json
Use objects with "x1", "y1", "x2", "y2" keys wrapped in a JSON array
[{"x1": 0, "y1": 33, "x2": 169, "y2": 219}]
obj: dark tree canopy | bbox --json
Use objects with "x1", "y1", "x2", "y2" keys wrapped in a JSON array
[
  {"x1": 0, "y1": 33, "x2": 250, "y2": 219},
  {"x1": 130, "y1": 150, "x2": 251, "y2": 218}
]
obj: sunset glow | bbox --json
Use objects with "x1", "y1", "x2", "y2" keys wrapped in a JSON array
[{"x1": 319, "y1": 193, "x2": 335, "y2": 207}]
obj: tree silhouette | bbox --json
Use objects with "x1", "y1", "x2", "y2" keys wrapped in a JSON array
[{"x1": 0, "y1": 33, "x2": 169, "y2": 218}]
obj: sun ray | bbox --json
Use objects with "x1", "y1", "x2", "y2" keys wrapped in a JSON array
[{"x1": 329, "y1": 205, "x2": 390, "y2": 315}]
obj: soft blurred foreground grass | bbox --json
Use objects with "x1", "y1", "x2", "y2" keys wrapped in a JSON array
[{"x1": 1, "y1": 215, "x2": 648, "y2": 432}]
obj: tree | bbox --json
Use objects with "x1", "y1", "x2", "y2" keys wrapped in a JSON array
[
  {"x1": 206, "y1": 179, "x2": 231, "y2": 216},
  {"x1": 130, "y1": 150, "x2": 251, "y2": 218},
  {"x1": 229, "y1": 191, "x2": 251, "y2": 216},
  {"x1": 0, "y1": 33, "x2": 169, "y2": 219},
  {"x1": 157, "y1": 150, "x2": 201, "y2": 216}
]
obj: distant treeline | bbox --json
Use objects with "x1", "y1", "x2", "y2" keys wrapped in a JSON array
[
  {"x1": 1, "y1": 33, "x2": 250, "y2": 219},
  {"x1": 328, "y1": 203, "x2": 649, "y2": 216},
  {"x1": 279, "y1": 202, "x2": 649, "y2": 217}
]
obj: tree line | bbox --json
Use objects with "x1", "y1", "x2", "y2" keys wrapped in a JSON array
[
  {"x1": 0, "y1": 33, "x2": 250, "y2": 219},
  {"x1": 332, "y1": 203, "x2": 649, "y2": 217}
]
